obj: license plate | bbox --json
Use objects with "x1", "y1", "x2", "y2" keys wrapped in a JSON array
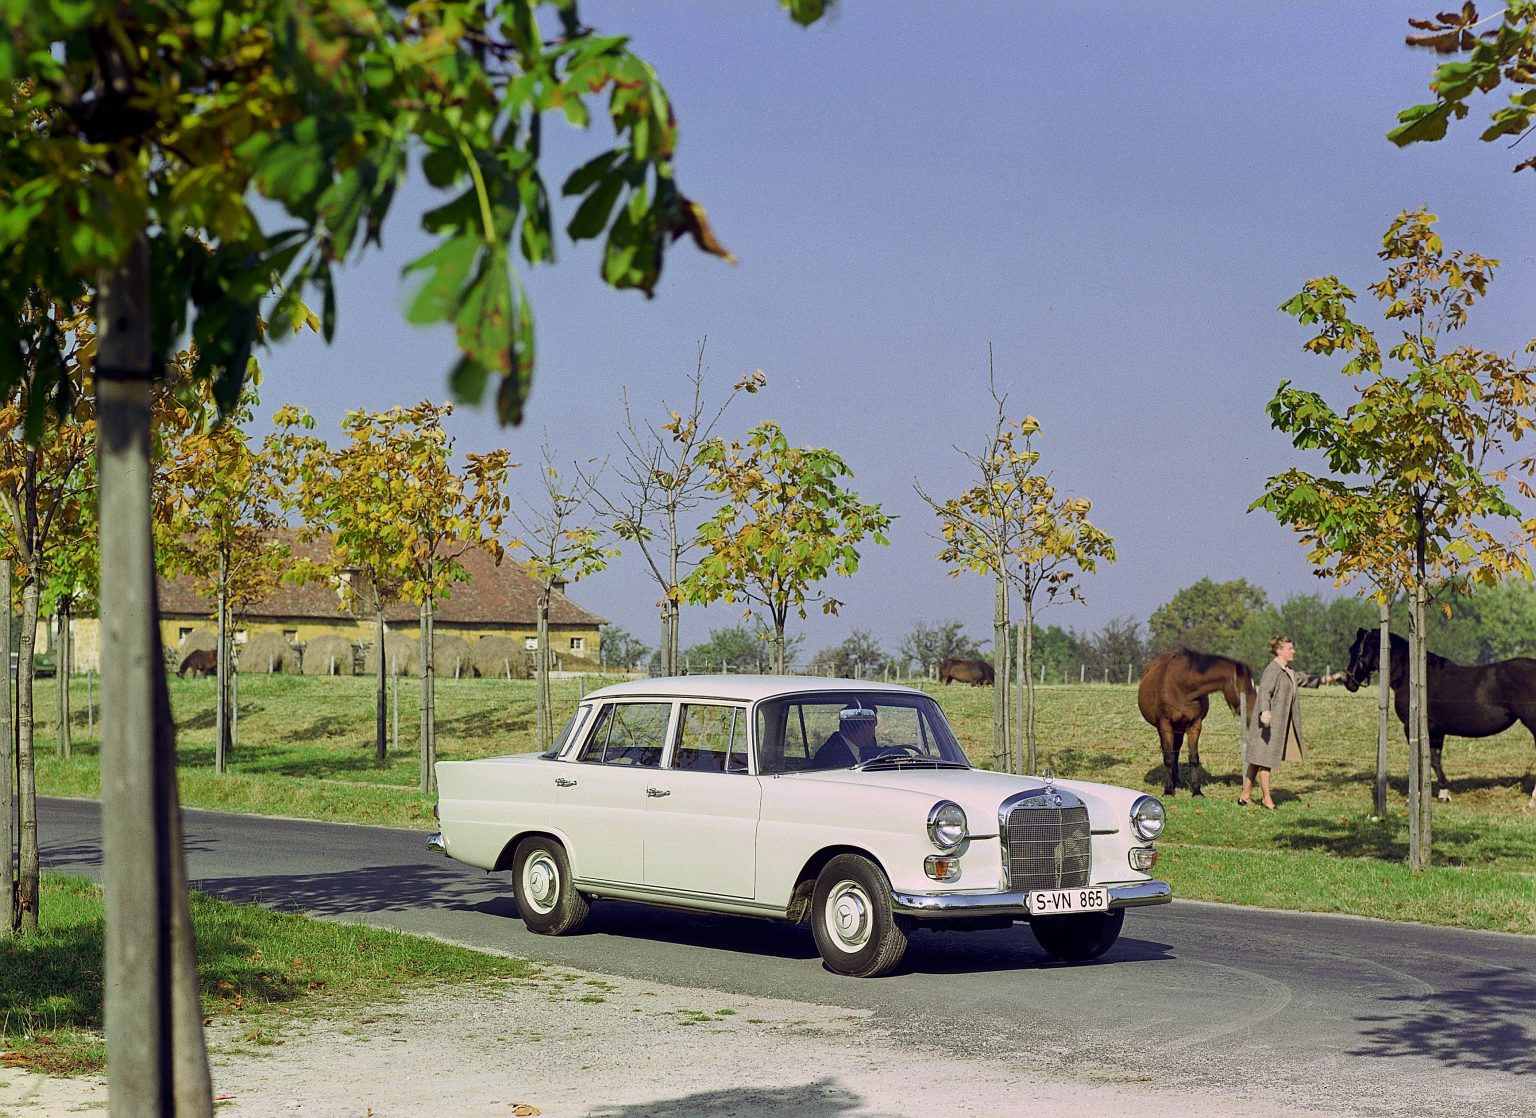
[{"x1": 1026, "y1": 887, "x2": 1109, "y2": 915}]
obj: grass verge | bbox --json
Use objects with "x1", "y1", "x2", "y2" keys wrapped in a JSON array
[{"x1": 0, "y1": 875, "x2": 536, "y2": 1076}]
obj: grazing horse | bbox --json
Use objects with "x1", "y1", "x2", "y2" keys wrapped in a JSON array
[
  {"x1": 939, "y1": 657, "x2": 995, "y2": 686},
  {"x1": 1137, "y1": 650, "x2": 1256, "y2": 797},
  {"x1": 177, "y1": 648, "x2": 218, "y2": 678},
  {"x1": 1343, "y1": 627, "x2": 1536, "y2": 807}
]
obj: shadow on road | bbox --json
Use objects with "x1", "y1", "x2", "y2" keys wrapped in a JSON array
[
  {"x1": 1352, "y1": 966, "x2": 1536, "y2": 1076},
  {"x1": 189, "y1": 861, "x2": 488, "y2": 916},
  {"x1": 586, "y1": 1077, "x2": 863, "y2": 1117}
]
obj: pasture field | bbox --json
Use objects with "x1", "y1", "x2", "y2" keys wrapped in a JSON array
[{"x1": 29, "y1": 672, "x2": 1536, "y2": 934}]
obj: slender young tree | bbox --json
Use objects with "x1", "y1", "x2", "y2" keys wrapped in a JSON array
[
  {"x1": 1005, "y1": 474, "x2": 1114, "y2": 775},
  {"x1": 157, "y1": 382, "x2": 288, "y2": 773},
  {"x1": 322, "y1": 403, "x2": 509, "y2": 793},
  {"x1": 590, "y1": 344, "x2": 763, "y2": 676},
  {"x1": 0, "y1": 298, "x2": 94, "y2": 932},
  {"x1": 915, "y1": 360, "x2": 1022, "y2": 771},
  {"x1": 271, "y1": 406, "x2": 411, "y2": 764},
  {"x1": 684, "y1": 422, "x2": 890, "y2": 672},
  {"x1": 512, "y1": 437, "x2": 616, "y2": 750},
  {"x1": 1256, "y1": 210, "x2": 1536, "y2": 868}
]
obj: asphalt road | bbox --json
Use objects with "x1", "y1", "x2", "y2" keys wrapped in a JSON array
[{"x1": 38, "y1": 796, "x2": 1536, "y2": 1117}]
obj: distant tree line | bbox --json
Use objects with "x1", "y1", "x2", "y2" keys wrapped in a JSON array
[{"x1": 752, "y1": 576, "x2": 1536, "y2": 685}]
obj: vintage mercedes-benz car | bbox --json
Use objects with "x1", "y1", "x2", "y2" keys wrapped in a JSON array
[{"x1": 429, "y1": 676, "x2": 1170, "y2": 977}]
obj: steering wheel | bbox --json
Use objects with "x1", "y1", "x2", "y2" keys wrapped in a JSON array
[{"x1": 869, "y1": 744, "x2": 923, "y2": 761}]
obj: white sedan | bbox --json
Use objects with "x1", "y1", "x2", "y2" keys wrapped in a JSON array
[{"x1": 429, "y1": 675, "x2": 1170, "y2": 977}]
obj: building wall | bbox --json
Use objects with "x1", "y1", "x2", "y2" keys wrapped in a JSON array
[{"x1": 54, "y1": 615, "x2": 603, "y2": 674}]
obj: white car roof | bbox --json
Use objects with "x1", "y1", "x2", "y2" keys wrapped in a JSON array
[{"x1": 580, "y1": 674, "x2": 927, "y2": 705}]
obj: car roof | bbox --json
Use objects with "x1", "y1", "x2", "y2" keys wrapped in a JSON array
[{"x1": 579, "y1": 674, "x2": 928, "y2": 705}]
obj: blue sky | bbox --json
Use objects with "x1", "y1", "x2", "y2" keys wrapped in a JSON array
[{"x1": 253, "y1": 2, "x2": 1536, "y2": 661}]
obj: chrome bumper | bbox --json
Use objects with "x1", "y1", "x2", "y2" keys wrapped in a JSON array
[
  {"x1": 426, "y1": 831, "x2": 446, "y2": 855},
  {"x1": 891, "y1": 879, "x2": 1171, "y2": 920}
]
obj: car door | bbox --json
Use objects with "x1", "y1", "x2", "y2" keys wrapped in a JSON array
[
  {"x1": 551, "y1": 700, "x2": 673, "y2": 887},
  {"x1": 642, "y1": 703, "x2": 760, "y2": 899}
]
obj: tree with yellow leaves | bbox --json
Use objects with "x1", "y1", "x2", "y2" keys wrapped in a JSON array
[
  {"x1": 1255, "y1": 209, "x2": 1536, "y2": 870},
  {"x1": 918, "y1": 357, "x2": 1113, "y2": 773},
  {"x1": 684, "y1": 422, "x2": 890, "y2": 673}
]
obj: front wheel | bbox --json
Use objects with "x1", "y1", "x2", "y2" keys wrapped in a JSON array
[
  {"x1": 810, "y1": 854, "x2": 910, "y2": 977},
  {"x1": 512, "y1": 837, "x2": 590, "y2": 936},
  {"x1": 1029, "y1": 908, "x2": 1124, "y2": 961}
]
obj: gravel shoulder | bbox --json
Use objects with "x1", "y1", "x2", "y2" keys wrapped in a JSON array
[{"x1": 1, "y1": 964, "x2": 1356, "y2": 1118}]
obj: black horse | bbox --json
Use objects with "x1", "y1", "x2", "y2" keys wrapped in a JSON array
[{"x1": 1343, "y1": 627, "x2": 1536, "y2": 806}]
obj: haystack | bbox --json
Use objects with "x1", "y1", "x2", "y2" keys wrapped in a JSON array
[
  {"x1": 240, "y1": 632, "x2": 292, "y2": 674},
  {"x1": 301, "y1": 633, "x2": 355, "y2": 675},
  {"x1": 471, "y1": 636, "x2": 528, "y2": 680}
]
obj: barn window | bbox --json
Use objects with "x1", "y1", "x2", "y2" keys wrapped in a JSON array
[
  {"x1": 178, "y1": 627, "x2": 193, "y2": 641},
  {"x1": 283, "y1": 629, "x2": 298, "y2": 642},
  {"x1": 570, "y1": 637, "x2": 585, "y2": 652},
  {"x1": 524, "y1": 636, "x2": 538, "y2": 650}
]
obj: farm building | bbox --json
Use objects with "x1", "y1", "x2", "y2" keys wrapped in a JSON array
[{"x1": 54, "y1": 531, "x2": 608, "y2": 675}]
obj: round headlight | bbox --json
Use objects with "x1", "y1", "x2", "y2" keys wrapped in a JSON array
[
  {"x1": 927, "y1": 801, "x2": 968, "y2": 851},
  {"x1": 1130, "y1": 795, "x2": 1165, "y2": 842}
]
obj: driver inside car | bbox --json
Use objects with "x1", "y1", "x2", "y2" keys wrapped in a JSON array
[{"x1": 812, "y1": 703, "x2": 879, "y2": 767}]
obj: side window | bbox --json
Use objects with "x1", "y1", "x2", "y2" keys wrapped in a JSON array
[
  {"x1": 576, "y1": 702, "x2": 669, "y2": 767},
  {"x1": 545, "y1": 707, "x2": 591, "y2": 758},
  {"x1": 673, "y1": 705, "x2": 747, "y2": 773}
]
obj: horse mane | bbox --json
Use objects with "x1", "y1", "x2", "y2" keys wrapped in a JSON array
[
  {"x1": 1175, "y1": 648, "x2": 1244, "y2": 675},
  {"x1": 1385, "y1": 630, "x2": 1458, "y2": 669}
]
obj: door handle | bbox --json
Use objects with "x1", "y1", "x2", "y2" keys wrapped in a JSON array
[
  {"x1": 554, "y1": 777, "x2": 578, "y2": 788},
  {"x1": 646, "y1": 787, "x2": 671, "y2": 798}
]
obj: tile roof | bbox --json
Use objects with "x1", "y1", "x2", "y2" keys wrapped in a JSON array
[{"x1": 157, "y1": 532, "x2": 608, "y2": 628}]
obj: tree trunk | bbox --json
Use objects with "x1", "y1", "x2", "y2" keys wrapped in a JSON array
[
  {"x1": 1023, "y1": 599, "x2": 1038, "y2": 775},
  {"x1": 374, "y1": 604, "x2": 387, "y2": 765},
  {"x1": 16, "y1": 575, "x2": 39, "y2": 935},
  {"x1": 771, "y1": 617, "x2": 787, "y2": 674},
  {"x1": 1374, "y1": 601, "x2": 1390, "y2": 819},
  {"x1": 55, "y1": 602, "x2": 72, "y2": 760},
  {"x1": 97, "y1": 232, "x2": 213, "y2": 1113},
  {"x1": 1406, "y1": 584, "x2": 1429, "y2": 872},
  {"x1": 1413, "y1": 583, "x2": 1432, "y2": 865},
  {"x1": 993, "y1": 575, "x2": 1008, "y2": 771},
  {"x1": 536, "y1": 590, "x2": 551, "y2": 752},
  {"x1": 419, "y1": 598, "x2": 436, "y2": 794},
  {"x1": 215, "y1": 557, "x2": 229, "y2": 775},
  {"x1": 0, "y1": 560, "x2": 12, "y2": 937}
]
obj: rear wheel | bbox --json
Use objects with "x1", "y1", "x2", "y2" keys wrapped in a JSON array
[
  {"x1": 811, "y1": 854, "x2": 909, "y2": 978},
  {"x1": 512, "y1": 837, "x2": 590, "y2": 936},
  {"x1": 1029, "y1": 908, "x2": 1124, "y2": 961}
]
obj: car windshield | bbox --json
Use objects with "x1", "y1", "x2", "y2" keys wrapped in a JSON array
[{"x1": 754, "y1": 691, "x2": 970, "y2": 774}]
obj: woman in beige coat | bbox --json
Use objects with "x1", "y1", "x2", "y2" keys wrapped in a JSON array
[{"x1": 1242, "y1": 636, "x2": 1308, "y2": 809}]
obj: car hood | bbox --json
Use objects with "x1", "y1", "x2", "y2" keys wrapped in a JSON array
[{"x1": 783, "y1": 765, "x2": 1139, "y2": 828}]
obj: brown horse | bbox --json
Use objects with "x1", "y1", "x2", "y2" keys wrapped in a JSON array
[
  {"x1": 1343, "y1": 627, "x2": 1536, "y2": 807},
  {"x1": 1137, "y1": 649, "x2": 1256, "y2": 796},
  {"x1": 939, "y1": 657, "x2": 995, "y2": 686},
  {"x1": 177, "y1": 648, "x2": 218, "y2": 677}
]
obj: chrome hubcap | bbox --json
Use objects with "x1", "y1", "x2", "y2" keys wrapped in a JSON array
[
  {"x1": 826, "y1": 880, "x2": 871, "y2": 950},
  {"x1": 525, "y1": 855, "x2": 558, "y2": 912}
]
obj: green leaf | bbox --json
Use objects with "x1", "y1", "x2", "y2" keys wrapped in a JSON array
[{"x1": 403, "y1": 234, "x2": 480, "y2": 327}]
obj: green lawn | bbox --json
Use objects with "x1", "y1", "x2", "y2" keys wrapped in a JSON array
[
  {"x1": 30, "y1": 672, "x2": 1536, "y2": 933},
  {"x1": 0, "y1": 875, "x2": 536, "y2": 1076}
]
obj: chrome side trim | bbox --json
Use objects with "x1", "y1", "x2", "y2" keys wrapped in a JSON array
[
  {"x1": 426, "y1": 831, "x2": 446, "y2": 855},
  {"x1": 890, "y1": 879, "x2": 1172, "y2": 920},
  {"x1": 572, "y1": 877, "x2": 789, "y2": 920}
]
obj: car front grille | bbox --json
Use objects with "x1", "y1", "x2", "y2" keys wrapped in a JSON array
[{"x1": 1002, "y1": 796, "x2": 1091, "y2": 890}]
